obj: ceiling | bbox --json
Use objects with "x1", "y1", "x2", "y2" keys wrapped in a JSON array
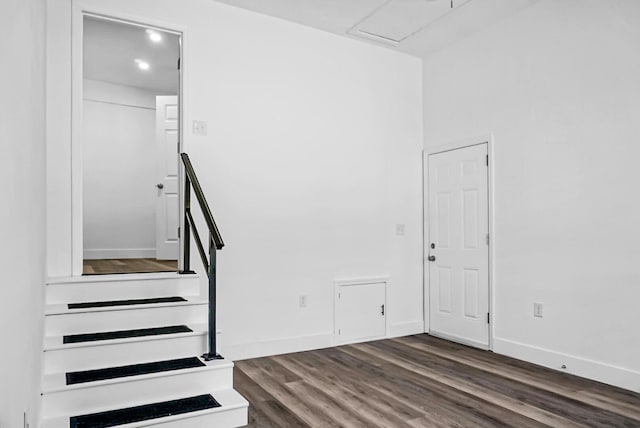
[
  {"x1": 84, "y1": 17, "x2": 180, "y2": 93},
  {"x1": 213, "y1": 0, "x2": 540, "y2": 57},
  {"x1": 82, "y1": 0, "x2": 540, "y2": 90}
]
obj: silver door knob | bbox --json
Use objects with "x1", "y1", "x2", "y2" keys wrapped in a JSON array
[
  {"x1": 428, "y1": 255, "x2": 436, "y2": 262},
  {"x1": 156, "y1": 183, "x2": 164, "y2": 189}
]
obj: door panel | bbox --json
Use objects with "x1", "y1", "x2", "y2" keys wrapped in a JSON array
[
  {"x1": 463, "y1": 268, "x2": 479, "y2": 318},
  {"x1": 437, "y1": 267, "x2": 452, "y2": 313},
  {"x1": 165, "y1": 194, "x2": 179, "y2": 241},
  {"x1": 427, "y1": 144, "x2": 489, "y2": 348},
  {"x1": 155, "y1": 96, "x2": 179, "y2": 260},
  {"x1": 164, "y1": 130, "x2": 179, "y2": 177}
]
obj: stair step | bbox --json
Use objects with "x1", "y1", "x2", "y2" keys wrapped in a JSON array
[
  {"x1": 68, "y1": 296, "x2": 187, "y2": 310},
  {"x1": 45, "y1": 273, "x2": 200, "y2": 304},
  {"x1": 45, "y1": 299, "x2": 208, "y2": 336},
  {"x1": 70, "y1": 394, "x2": 220, "y2": 428},
  {"x1": 41, "y1": 389, "x2": 249, "y2": 428},
  {"x1": 66, "y1": 357, "x2": 205, "y2": 385},
  {"x1": 63, "y1": 325, "x2": 193, "y2": 344},
  {"x1": 44, "y1": 324, "x2": 210, "y2": 373},
  {"x1": 47, "y1": 272, "x2": 196, "y2": 285},
  {"x1": 42, "y1": 357, "x2": 234, "y2": 417}
]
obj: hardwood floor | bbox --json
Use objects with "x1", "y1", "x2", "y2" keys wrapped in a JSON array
[
  {"x1": 234, "y1": 335, "x2": 640, "y2": 428},
  {"x1": 83, "y1": 258, "x2": 177, "y2": 275}
]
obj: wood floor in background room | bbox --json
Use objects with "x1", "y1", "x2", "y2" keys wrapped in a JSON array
[
  {"x1": 234, "y1": 335, "x2": 640, "y2": 428},
  {"x1": 83, "y1": 258, "x2": 178, "y2": 275}
]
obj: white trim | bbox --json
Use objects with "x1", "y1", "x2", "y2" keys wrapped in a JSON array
[
  {"x1": 82, "y1": 11, "x2": 183, "y2": 35},
  {"x1": 423, "y1": 134, "x2": 495, "y2": 350},
  {"x1": 82, "y1": 248, "x2": 157, "y2": 260},
  {"x1": 70, "y1": 2, "x2": 187, "y2": 276},
  {"x1": 493, "y1": 337, "x2": 640, "y2": 393},
  {"x1": 71, "y1": 2, "x2": 83, "y2": 276},
  {"x1": 42, "y1": 358, "x2": 232, "y2": 394},
  {"x1": 422, "y1": 152, "x2": 429, "y2": 333},
  {"x1": 429, "y1": 330, "x2": 490, "y2": 351},
  {"x1": 44, "y1": 324, "x2": 208, "y2": 351},
  {"x1": 424, "y1": 134, "x2": 493, "y2": 156},
  {"x1": 223, "y1": 333, "x2": 334, "y2": 362},
  {"x1": 46, "y1": 271, "x2": 191, "y2": 284},
  {"x1": 224, "y1": 321, "x2": 424, "y2": 363},
  {"x1": 388, "y1": 320, "x2": 425, "y2": 338},
  {"x1": 45, "y1": 298, "x2": 205, "y2": 315},
  {"x1": 46, "y1": 0, "x2": 73, "y2": 277},
  {"x1": 71, "y1": 2, "x2": 189, "y2": 34},
  {"x1": 333, "y1": 275, "x2": 390, "y2": 287}
]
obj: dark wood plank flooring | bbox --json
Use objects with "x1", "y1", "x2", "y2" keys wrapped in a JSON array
[
  {"x1": 234, "y1": 335, "x2": 640, "y2": 427},
  {"x1": 83, "y1": 258, "x2": 177, "y2": 275}
]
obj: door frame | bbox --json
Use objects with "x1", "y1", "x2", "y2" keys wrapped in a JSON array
[
  {"x1": 70, "y1": 2, "x2": 187, "y2": 275},
  {"x1": 422, "y1": 134, "x2": 495, "y2": 350}
]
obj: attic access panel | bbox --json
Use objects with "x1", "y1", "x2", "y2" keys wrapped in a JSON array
[{"x1": 350, "y1": 0, "x2": 472, "y2": 45}]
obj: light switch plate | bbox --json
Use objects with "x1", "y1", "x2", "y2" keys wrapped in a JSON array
[
  {"x1": 534, "y1": 302, "x2": 543, "y2": 318},
  {"x1": 192, "y1": 120, "x2": 208, "y2": 136}
]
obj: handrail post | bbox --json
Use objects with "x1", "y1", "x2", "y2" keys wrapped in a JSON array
[
  {"x1": 180, "y1": 175, "x2": 196, "y2": 274},
  {"x1": 179, "y1": 153, "x2": 223, "y2": 360},
  {"x1": 203, "y1": 234, "x2": 222, "y2": 360}
]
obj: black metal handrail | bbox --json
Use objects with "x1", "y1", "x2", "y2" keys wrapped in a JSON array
[{"x1": 180, "y1": 152, "x2": 224, "y2": 361}]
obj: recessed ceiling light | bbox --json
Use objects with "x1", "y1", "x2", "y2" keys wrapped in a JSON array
[
  {"x1": 134, "y1": 59, "x2": 150, "y2": 70},
  {"x1": 146, "y1": 29, "x2": 162, "y2": 43}
]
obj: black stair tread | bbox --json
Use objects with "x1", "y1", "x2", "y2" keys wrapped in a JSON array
[
  {"x1": 70, "y1": 394, "x2": 221, "y2": 428},
  {"x1": 68, "y1": 297, "x2": 187, "y2": 310},
  {"x1": 63, "y1": 325, "x2": 193, "y2": 344},
  {"x1": 66, "y1": 357, "x2": 205, "y2": 385}
]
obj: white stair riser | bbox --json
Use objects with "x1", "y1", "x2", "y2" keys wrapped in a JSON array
[
  {"x1": 42, "y1": 367, "x2": 233, "y2": 417},
  {"x1": 41, "y1": 405, "x2": 248, "y2": 428},
  {"x1": 149, "y1": 407, "x2": 248, "y2": 428},
  {"x1": 44, "y1": 335, "x2": 208, "y2": 373},
  {"x1": 45, "y1": 304, "x2": 208, "y2": 335},
  {"x1": 46, "y1": 278, "x2": 200, "y2": 304}
]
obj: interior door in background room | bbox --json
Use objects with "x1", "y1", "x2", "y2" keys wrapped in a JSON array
[
  {"x1": 155, "y1": 95, "x2": 179, "y2": 260},
  {"x1": 427, "y1": 143, "x2": 489, "y2": 349}
]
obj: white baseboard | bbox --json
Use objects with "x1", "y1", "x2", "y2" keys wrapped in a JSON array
[
  {"x1": 388, "y1": 320, "x2": 425, "y2": 338},
  {"x1": 223, "y1": 333, "x2": 334, "y2": 361},
  {"x1": 493, "y1": 337, "x2": 640, "y2": 393},
  {"x1": 223, "y1": 321, "x2": 425, "y2": 362},
  {"x1": 430, "y1": 330, "x2": 489, "y2": 350},
  {"x1": 83, "y1": 248, "x2": 156, "y2": 259}
]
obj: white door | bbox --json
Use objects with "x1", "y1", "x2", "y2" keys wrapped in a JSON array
[
  {"x1": 336, "y1": 282, "x2": 386, "y2": 343},
  {"x1": 427, "y1": 143, "x2": 489, "y2": 348},
  {"x1": 155, "y1": 96, "x2": 179, "y2": 260}
]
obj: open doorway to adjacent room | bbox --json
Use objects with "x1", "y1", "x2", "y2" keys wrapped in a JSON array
[{"x1": 81, "y1": 15, "x2": 182, "y2": 275}]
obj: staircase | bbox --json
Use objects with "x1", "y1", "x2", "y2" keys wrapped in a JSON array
[
  {"x1": 40, "y1": 153, "x2": 248, "y2": 427},
  {"x1": 40, "y1": 273, "x2": 248, "y2": 428}
]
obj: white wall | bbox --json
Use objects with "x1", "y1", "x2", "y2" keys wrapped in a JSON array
[
  {"x1": 82, "y1": 79, "x2": 162, "y2": 259},
  {"x1": 47, "y1": 0, "x2": 424, "y2": 358},
  {"x1": 0, "y1": 0, "x2": 46, "y2": 425},
  {"x1": 422, "y1": 0, "x2": 640, "y2": 391}
]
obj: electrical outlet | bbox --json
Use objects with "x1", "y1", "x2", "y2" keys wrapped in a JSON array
[
  {"x1": 299, "y1": 294, "x2": 308, "y2": 308},
  {"x1": 395, "y1": 224, "x2": 405, "y2": 236},
  {"x1": 533, "y1": 302, "x2": 543, "y2": 318}
]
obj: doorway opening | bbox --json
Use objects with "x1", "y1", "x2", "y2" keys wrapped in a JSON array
[
  {"x1": 81, "y1": 15, "x2": 182, "y2": 275},
  {"x1": 423, "y1": 140, "x2": 492, "y2": 350}
]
